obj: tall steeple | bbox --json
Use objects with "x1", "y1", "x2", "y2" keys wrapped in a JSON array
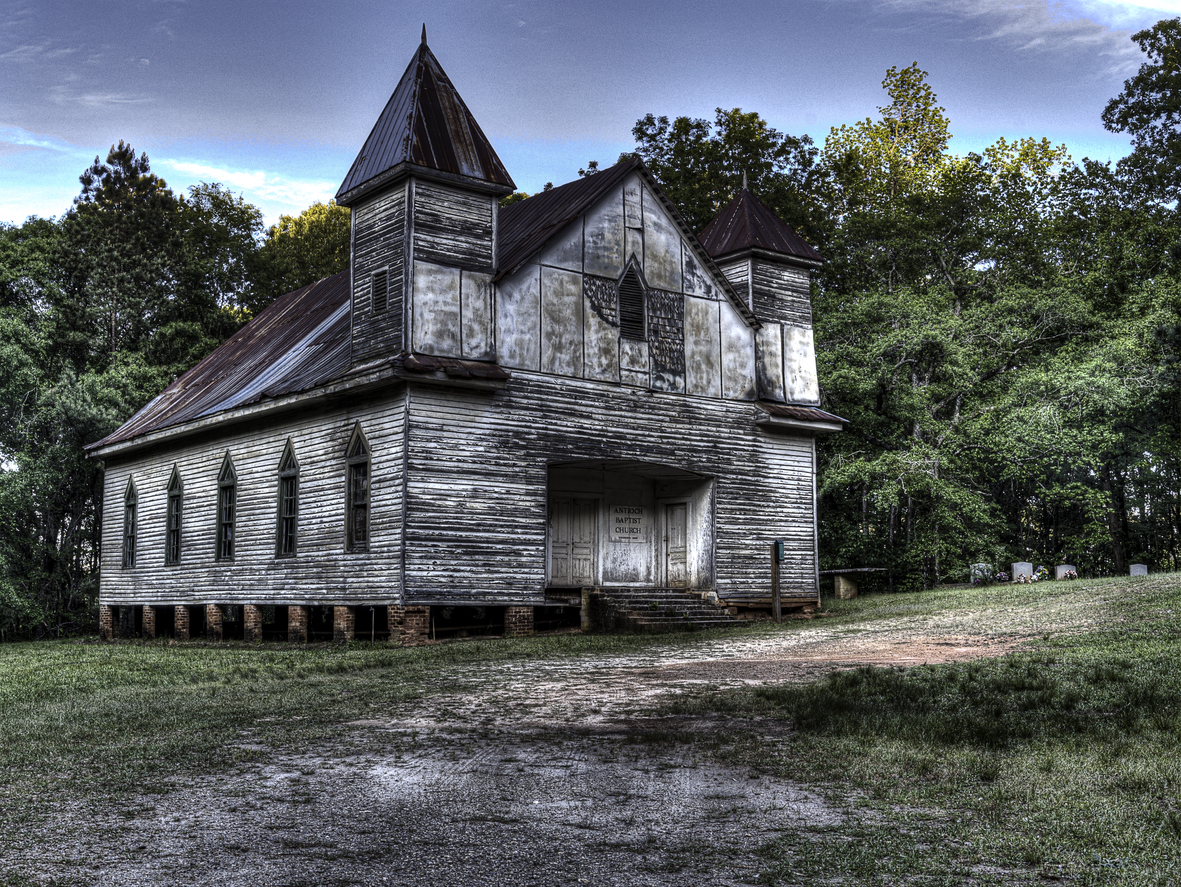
[{"x1": 336, "y1": 34, "x2": 515, "y2": 206}]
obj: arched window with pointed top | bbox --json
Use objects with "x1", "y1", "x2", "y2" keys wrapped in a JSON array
[
  {"x1": 216, "y1": 453, "x2": 237, "y2": 561},
  {"x1": 618, "y1": 260, "x2": 646, "y2": 341},
  {"x1": 346, "y1": 424, "x2": 371, "y2": 552},
  {"x1": 165, "y1": 466, "x2": 183, "y2": 565},
  {"x1": 122, "y1": 480, "x2": 138, "y2": 569},
  {"x1": 276, "y1": 440, "x2": 299, "y2": 558}
]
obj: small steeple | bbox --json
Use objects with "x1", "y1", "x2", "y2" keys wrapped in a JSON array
[
  {"x1": 699, "y1": 188, "x2": 822, "y2": 265},
  {"x1": 336, "y1": 35, "x2": 515, "y2": 206}
]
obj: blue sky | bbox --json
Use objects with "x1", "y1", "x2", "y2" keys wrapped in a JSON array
[{"x1": 2, "y1": 0, "x2": 1178, "y2": 228}]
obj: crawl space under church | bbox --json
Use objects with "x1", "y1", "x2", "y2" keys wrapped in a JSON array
[{"x1": 88, "y1": 33, "x2": 845, "y2": 644}]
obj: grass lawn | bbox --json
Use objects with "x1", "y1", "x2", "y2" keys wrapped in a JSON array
[
  {"x1": 665, "y1": 574, "x2": 1181, "y2": 885},
  {"x1": 0, "y1": 574, "x2": 1178, "y2": 885}
]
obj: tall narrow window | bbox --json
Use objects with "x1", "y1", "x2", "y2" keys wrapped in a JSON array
[
  {"x1": 372, "y1": 269, "x2": 388, "y2": 313},
  {"x1": 216, "y1": 454, "x2": 236, "y2": 561},
  {"x1": 618, "y1": 265, "x2": 646, "y2": 340},
  {"x1": 165, "y1": 466, "x2": 183, "y2": 565},
  {"x1": 122, "y1": 481, "x2": 137, "y2": 568},
  {"x1": 346, "y1": 426, "x2": 370, "y2": 551},
  {"x1": 276, "y1": 441, "x2": 299, "y2": 558}
]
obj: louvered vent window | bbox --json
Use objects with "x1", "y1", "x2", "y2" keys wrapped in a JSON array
[
  {"x1": 372, "y1": 269, "x2": 389, "y2": 313},
  {"x1": 618, "y1": 268, "x2": 645, "y2": 340}
]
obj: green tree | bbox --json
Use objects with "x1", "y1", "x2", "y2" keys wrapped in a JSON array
[
  {"x1": 0, "y1": 149, "x2": 270, "y2": 639},
  {"x1": 1102, "y1": 17, "x2": 1181, "y2": 200},
  {"x1": 56, "y1": 142, "x2": 189, "y2": 370},
  {"x1": 248, "y1": 201, "x2": 350, "y2": 313},
  {"x1": 630, "y1": 107, "x2": 826, "y2": 239}
]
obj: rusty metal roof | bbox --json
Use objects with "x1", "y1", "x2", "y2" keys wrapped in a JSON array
[
  {"x1": 89, "y1": 272, "x2": 353, "y2": 451},
  {"x1": 496, "y1": 158, "x2": 642, "y2": 281},
  {"x1": 336, "y1": 33, "x2": 515, "y2": 206},
  {"x1": 699, "y1": 188, "x2": 822, "y2": 264}
]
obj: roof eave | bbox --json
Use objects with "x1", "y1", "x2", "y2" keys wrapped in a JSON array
[
  {"x1": 337, "y1": 161, "x2": 515, "y2": 208},
  {"x1": 88, "y1": 365, "x2": 408, "y2": 462},
  {"x1": 711, "y1": 246, "x2": 824, "y2": 269},
  {"x1": 756, "y1": 415, "x2": 844, "y2": 435}
]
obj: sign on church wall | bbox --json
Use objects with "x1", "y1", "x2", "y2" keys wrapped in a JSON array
[{"x1": 610, "y1": 505, "x2": 647, "y2": 543}]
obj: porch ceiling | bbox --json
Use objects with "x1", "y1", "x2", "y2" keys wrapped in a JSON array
[{"x1": 548, "y1": 460, "x2": 709, "y2": 480}]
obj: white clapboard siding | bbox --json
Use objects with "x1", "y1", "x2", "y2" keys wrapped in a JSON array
[
  {"x1": 401, "y1": 373, "x2": 817, "y2": 605},
  {"x1": 100, "y1": 396, "x2": 406, "y2": 606},
  {"x1": 752, "y1": 260, "x2": 812, "y2": 327}
]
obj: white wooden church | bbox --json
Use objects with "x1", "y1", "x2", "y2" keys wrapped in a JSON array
[{"x1": 89, "y1": 33, "x2": 843, "y2": 643}]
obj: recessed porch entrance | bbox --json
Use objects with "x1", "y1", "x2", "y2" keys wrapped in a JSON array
[{"x1": 547, "y1": 461, "x2": 715, "y2": 590}]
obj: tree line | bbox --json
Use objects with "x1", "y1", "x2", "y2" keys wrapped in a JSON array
[
  {"x1": 0, "y1": 144, "x2": 349, "y2": 638},
  {"x1": 2, "y1": 21, "x2": 1179, "y2": 637},
  {"x1": 620, "y1": 24, "x2": 1180, "y2": 590}
]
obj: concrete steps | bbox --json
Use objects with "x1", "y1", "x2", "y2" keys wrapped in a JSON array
[{"x1": 586, "y1": 587, "x2": 741, "y2": 634}]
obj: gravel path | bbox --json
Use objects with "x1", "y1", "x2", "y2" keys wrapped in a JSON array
[{"x1": 26, "y1": 600, "x2": 1087, "y2": 886}]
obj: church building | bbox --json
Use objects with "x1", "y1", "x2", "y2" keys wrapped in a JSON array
[{"x1": 88, "y1": 33, "x2": 843, "y2": 643}]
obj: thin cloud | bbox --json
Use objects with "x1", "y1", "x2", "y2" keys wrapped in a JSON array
[
  {"x1": 47, "y1": 84, "x2": 149, "y2": 108},
  {"x1": 872, "y1": 0, "x2": 1144, "y2": 76},
  {"x1": 0, "y1": 125, "x2": 82, "y2": 155},
  {"x1": 163, "y1": 159, "x2": 338, "y2": 209}
]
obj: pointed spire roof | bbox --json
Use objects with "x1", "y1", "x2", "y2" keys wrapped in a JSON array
[
  {"x1": 336, "y1": 34, "x2": 515, "y2": 206},
  {"x1": 698, "y1": 186, "x2": 822, "y2": 265}
]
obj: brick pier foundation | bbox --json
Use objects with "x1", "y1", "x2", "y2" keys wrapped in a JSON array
[
  {"x1": 175, "y1": 605, "x2": 190, "y2": 640},
  {"x1": 333, "y1": 606, "x2": 355, "y2": 643},
  {"x1": 142, "y1": 605, "x2": 156, "y2": 639},
  {"x1": 389, "y1": 605, "x2": 430, "y2": 646},
  {"x1": 206, "y1": 604, "x2": 223, "y2": 642},
  {"x1": 505, "y1": 606, "x2": 534, "y2": 638},
  {"x1": 99, "y1": 604, "x2": 114, "y2": 641},
  {"x1": 288, "y1": 605, "x2": 309, "y2": 643},
  {"x1": 244, "y1": 604, "x2": 263, "y2": 642}
]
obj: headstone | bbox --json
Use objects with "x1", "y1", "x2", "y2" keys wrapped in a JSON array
[
  {"x1": 1055, "y1": 564, "x2": 1076, "y2": 580},
  {"x1": 1130, "y1": 564, "x2": 1148, "y2": 577},
  {"x1": 1011, "y1": 562, "x2": 1033, "y2": 582},
  {"x1": 970, "y1": 563, "x2": 991, "y2": 583}
]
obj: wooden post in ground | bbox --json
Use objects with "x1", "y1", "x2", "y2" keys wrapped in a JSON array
[{"x1": 771, "y1": 542, "x2": 782, "y2": 623}]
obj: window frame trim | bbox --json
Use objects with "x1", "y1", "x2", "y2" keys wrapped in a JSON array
[
  {"x1": 122, "y1": 479, "x2": 138, "y2": 569},
  {"x1": 165, "y1": 465, "x2": 183, "y2": 566},
  {"x1": 215, "y1": 452, "x2": 237, "y2": 562},
  {"x1": 275, "y1": 440, "x2": 299, "y2": 559},
  {"x1": 345, "y1": 424, "x2": 371, "y2": 553}
]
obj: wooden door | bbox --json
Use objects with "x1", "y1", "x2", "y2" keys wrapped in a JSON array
[
  {"x1": 549, "y1": 498, "x2": 597, "y2": 586},
  {"x1": 571, "y1": 499, "x2": 596, "y2": 586},
  {"x1": 665, "y1": 503, "x2": 688, "y2": 587}
]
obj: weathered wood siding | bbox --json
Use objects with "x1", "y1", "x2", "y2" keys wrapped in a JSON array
[
  {"x1": 783, "y1": 324, "x2": 820, "y2": 404},
  {"x1": 716, "y1": 258, "x2": 751, "y2": 308},
  {"x1": 411, "y1": 180, "x2": 495, "y2": 271},
  {"x1": 401, "y1": 374, "x2": 817, "y2": 605},
  {"x1": 494, "y1": 175, "x2": 763, "y2": 402},
  {"x1": 751, "y1": 260, "x2": 812, "y2": 327},
  {"x1": 99, "y1": 396, "x2": 407, "y2": 607},
  {"x1": 408, "y1": 180, "x2": 499, "y2": 359},
  {"x1": 351, "y1": 186, "x2": 407, "y2": 365}
]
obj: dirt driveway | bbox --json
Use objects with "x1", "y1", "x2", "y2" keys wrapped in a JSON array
[{"x1": 29, "y1": 601, "x2": 1084, "y2": 887}]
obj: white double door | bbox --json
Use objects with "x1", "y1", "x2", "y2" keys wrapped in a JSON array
[{"x1": 549, "y1": 497, "x2": 597, "y2": 587}]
